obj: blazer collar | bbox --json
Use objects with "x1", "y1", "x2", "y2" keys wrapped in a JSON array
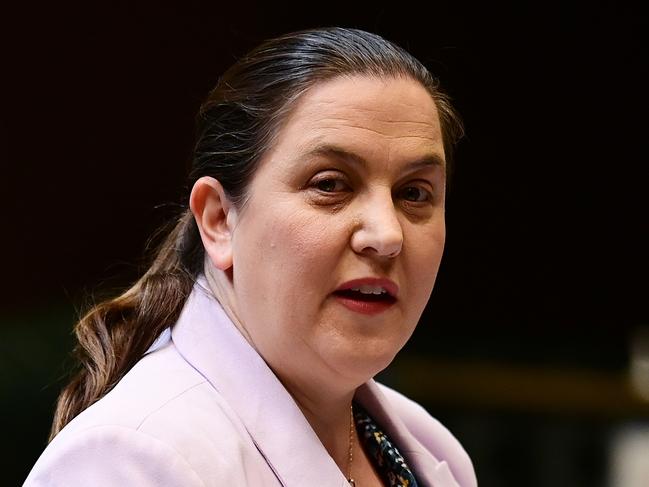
[
  {"x1": 355, "y1": 382, "x2": 461, "y2": 487},
  {"x1": 171, "y1": 277, "x2": 459, "y2": 487}
]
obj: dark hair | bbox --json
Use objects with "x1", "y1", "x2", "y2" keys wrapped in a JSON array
[{"x1": 50, "y1": 27, "x2": 464, "y2": 439}]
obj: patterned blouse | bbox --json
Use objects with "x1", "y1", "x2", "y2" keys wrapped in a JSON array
[{"x1": 353, "y1": 402, "x2": 419, "y2": 487}]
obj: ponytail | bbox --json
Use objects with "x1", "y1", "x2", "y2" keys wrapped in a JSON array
[{"x1": 49, "y1": 211, "x2": 203, "y2": 440}]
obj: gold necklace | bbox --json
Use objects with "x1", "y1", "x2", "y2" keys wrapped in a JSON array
[{"x1": 347, "y1": 403, "x2": 356, "y2": 486}]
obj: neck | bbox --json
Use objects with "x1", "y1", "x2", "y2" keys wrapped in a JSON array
[
  {"x1": 204, "y1": 265, "x2": 254, "y2": 344},
  {"x1": 280, "y1": 373, "x2": 356, "y2": 475}
]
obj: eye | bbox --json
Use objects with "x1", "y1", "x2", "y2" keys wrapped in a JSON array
[
  {"x1": 398, "y1": 185, "x2": 431, "y2": 203},
  {"x1": 311, "y1": 176, "x2": 350, "y2": 193}
]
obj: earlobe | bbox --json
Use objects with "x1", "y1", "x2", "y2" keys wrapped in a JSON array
[{"x1": 189, "y1": 176, "x2": 236, "y2": 271}]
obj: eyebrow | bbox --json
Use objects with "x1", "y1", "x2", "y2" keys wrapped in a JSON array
[{"x1": 304, "y1": 144, "x2": 446, "y2": 171}]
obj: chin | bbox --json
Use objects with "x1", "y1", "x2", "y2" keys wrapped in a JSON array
[{"x1": 331, "y1": 344, "x2": 402, "y2": 383}]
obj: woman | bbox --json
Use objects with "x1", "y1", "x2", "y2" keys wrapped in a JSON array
[{"x1": 25, "y1": 28, "x2": 476, "y2": 486}]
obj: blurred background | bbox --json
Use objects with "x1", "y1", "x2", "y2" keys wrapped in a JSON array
[{"x1": 2, "y1": 1, "x2": 647, "y2": 485}]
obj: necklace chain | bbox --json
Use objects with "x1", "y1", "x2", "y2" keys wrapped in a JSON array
[{"x1": 347, "y1": 403, "x2": 356, "y2": 486}]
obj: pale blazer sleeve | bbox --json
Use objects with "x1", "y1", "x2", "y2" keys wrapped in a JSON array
[{"x1": 24, "y1": 425, "x2": 205, "y2": 487}]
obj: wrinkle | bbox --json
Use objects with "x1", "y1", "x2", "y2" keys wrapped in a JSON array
[{"x1": 312, "y1": 122, "x2": 439, "y2": 141}]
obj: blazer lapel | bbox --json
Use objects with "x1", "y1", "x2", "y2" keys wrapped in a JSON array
[
  {"x1": 355, "y1": 381, "x2": 461, "y2": 487},
  {"x1": 171, "y1": 279, "x2": 349, "y2": 487}
]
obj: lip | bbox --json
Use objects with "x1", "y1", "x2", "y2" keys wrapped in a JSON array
[
  {"x1": 332, "y1": 277, "x2": 399, "y2": 316},
  {"x1": 335, "y1": 277, "x2": 399, "y2": 298}
]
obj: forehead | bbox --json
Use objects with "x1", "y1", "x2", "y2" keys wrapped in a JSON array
[{"x1": 270, "y1": 75, "x2": 444, "y2": 165}]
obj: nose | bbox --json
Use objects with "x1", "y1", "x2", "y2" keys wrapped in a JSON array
[{"x1": 350, "y1": 192, "x2": 403, "y2": 259}]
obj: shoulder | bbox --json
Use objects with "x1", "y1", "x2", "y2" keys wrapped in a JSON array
[
  {"x1": 376, "y1": 382, "x2": 477, "y2": 487},
  {"x1": 24, "y1": 424, "x2": 205, "y2": 486},
  {"x1": 26, "y1": 342, "x2": 253, "y2": 486},
  {"x1": 54, "y1": 341, "x2": 213, "y2": 435}
]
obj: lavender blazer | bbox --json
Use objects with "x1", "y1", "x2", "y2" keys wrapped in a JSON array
[{"x1": 25, "y1": 279, "x2": 477, "y2": 487}]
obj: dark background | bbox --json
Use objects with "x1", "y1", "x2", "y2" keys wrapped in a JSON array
[{"x1": 2, "y1": 1, "x2": 647, "y2": 485}]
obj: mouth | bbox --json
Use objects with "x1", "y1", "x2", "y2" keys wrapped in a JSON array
[
  {"x1": 332, "y1": 289, "x2": 397, "y2": 303},
  {"x1": 332, "y1": 278, "x2": 399, "y2": 315}
]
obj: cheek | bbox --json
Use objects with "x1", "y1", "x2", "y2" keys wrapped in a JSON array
[
  {"x1": 405, "y1": 221, "x2": 446, "y2": 301},
  {"x1": 237, "y1": 205, "x2": 346, "y2": 302},
  {"x1": 418, "y1": 227, "x2": 445, "y2": 265},
  {"x1": 234, "y1": 206, "x2": 350, "y2": 350},
  {"x1": 271, "y1": 208, "x2": 333, "y2": 260}
]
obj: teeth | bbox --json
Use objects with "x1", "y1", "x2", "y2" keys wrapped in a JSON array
[{"x1": 350, "y1": 285, "x2": 387, "y2": 295}]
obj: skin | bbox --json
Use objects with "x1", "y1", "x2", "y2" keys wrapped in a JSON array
[{"x1": 191, "y1": 75, "x2": 446, "y2": 484}]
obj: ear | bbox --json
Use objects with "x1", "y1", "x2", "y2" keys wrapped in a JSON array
[{"x1": 189, "y1": 176, "x2": 238, "y2": 271}]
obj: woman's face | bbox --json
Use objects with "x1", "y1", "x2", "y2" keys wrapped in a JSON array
[{"x1": 226, "y1": 75, "x2": 446, "y2": 388}]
